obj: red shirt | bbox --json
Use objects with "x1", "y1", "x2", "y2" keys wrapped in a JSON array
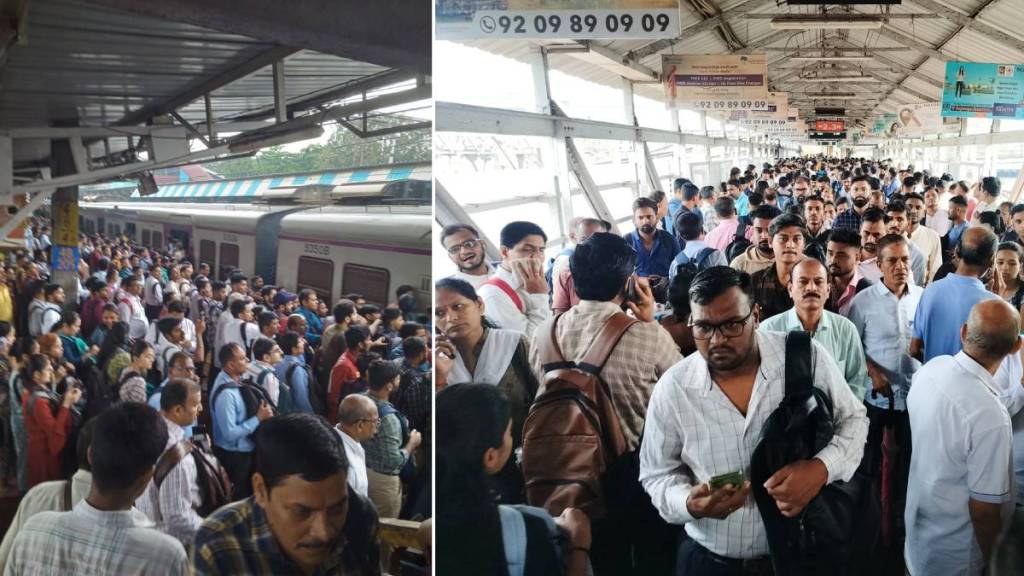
[
  {"x1": 24, "y1": 390, "x2": 71, "y2": 489},
  {"x1": 328, "y1": 351, "x2": 361, "y2": 422}
]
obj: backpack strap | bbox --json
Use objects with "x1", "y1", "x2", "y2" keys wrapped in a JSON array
[
  {"x1": 256, "y1": 367, "x2": 274, "y2": 388},
  {"x1": 577, "y1": 313, "x2": 639, "y2": 376},
  {"x1": 482, "y1": 277, "x2": 523, "y2": 313},
  {"x1": 498, "y1": 505, "x2": 528, "y2": 576},
  {"x1": 694, "y1": 247, "x2": 716, "y2": 268},
  {"x1": 536, "y1": 313, "x2": 573, "y2": 373},
  {"x1": 62, "y1": 479, "x2": 72, "y2": 512},
  {"x1": 784, "y1": 331, "x2": 815, "y2": 408},
  {"x1": 154, "y1": 440, "x2": 193, "y2": 488}
]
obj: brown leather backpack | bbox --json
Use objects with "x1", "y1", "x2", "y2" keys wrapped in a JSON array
[
  {"x1": 522, "y1": 311, "x2": 636, "y2": 521},
  {"x1": 154, "y1": 439, "x2": 233, "y2": 517}
]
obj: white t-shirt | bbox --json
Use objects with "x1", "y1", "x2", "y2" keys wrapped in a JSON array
[{"x1": 337, "y1": 429, "x2": 368, "y2": 498}]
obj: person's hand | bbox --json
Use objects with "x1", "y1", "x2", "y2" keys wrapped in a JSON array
[
  {"x1": 195, "y1": 318, "x2": 206, "y2": 335},
  {"x1": 86, "y1": 345, "x2": 99, "y2": 356},
  {"x1": 867, "y1": 362, "x2": 892, "y2": 398},
  {"x1": 373, "y1": 336, "x2": 387, "y2": 346},
  {"x1": 988, "y1": 268, "x2": 1006, "y2": 296},
  {"x1": 406, "y1": 429, "x2": 422, "y2": 451},
  {"x1": 62, "y1": 387, "x2": 82, "y2": 407},
  {"x1": 686, "y1": 480, "x2": 751, "y2": 520},
  {"x1": 626, "y1": 275, "x2": 656, "y2": 323},
  {"x1": 513, "y1": 259, "x2": 548, "y2": 295},
  {"x1": 764, "y1": 458, "x2": 829, "y2": 518},
  {"x1": 555, "y1": 507, "x2": 592, "y2": 551},
  {"x1": 256, "y1": 401, "x2": 273, "y2": 422},
  {"x1": 434, "y1": 342, "x2": 454, "y2": 389},
  {"x1": 54, "y1": 364, "x2": 67, "y2": 381}
]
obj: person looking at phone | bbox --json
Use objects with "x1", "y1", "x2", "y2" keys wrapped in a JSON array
[
  {"x1": 622, "y1": 197, "x2": 681, "y2": 294},
  {"x1": 529, "y1": 232, "x2": 681, "y2": 574},
  {"x1": 477, "y1": 221, "x2": 551, "y2": 337},
  {"x1": 640, "y1": 266, "x2": 867, "y2": 575}
]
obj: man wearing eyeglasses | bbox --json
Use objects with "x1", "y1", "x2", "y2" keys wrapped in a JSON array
[
  {"x1": 149, "y1": 351, "x2": 201, "y2": 438},
  {"x1": 440, "y1": 224, "x2": 493, "y2": 289},
  {"x1": 334, "y1": 394, "x2": 379, "y2": 498},
  {"x1": 640, "y1": 266, "x2": 867, "y2": 575}
]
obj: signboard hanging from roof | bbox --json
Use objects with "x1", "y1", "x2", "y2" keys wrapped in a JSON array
[
  {"x1": 892, "y1": 102, "x2": 958, "y2": 137},
  {"x1": 662, "y1": 54, "x2": 770, "y2": 111},
  {"x1": 436, "y1": 0, "x2": 680, "y2": 40},
  {"x1": 941, "y1": 61, "x2": 1024, "y2": 119}
]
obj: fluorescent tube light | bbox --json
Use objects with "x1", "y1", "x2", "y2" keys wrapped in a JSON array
[
  {"x1": 771, "y1": 16, "x2": 884, "y2": 30},
  {"x1": 793, "y1": 76, "x2": 885, "y2": 83},
  {"x1": 790, "y1": 56, "x2": 874, "y2": 62}
]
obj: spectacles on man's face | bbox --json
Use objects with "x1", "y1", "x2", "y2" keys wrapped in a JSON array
[
  {"x1": 446, "y1": 238, "x2": 482, "y2": 256},
  {"x1": 358, "y1": 417, "x2": 381, "y2": 427},
  {"x1": 689, "y1": 308, "x2": 756, "y2": 340}
]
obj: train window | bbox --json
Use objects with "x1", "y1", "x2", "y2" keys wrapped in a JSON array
[
  {"x1": 297, "y1": 257, "x2": 333, "y2": 304},
  {"x1": 112, "y1": 224, "x2": 121, "y2": 236},
  {"x1": 342, "y1": 263, "x2": 389, "y2": 307},
  {"x1": 124, "y1": 223, "x2": 136, "y2": 240},
  {"x1": 142, "y1": 229, "x2": 152, "y2": 246},
  {"x1": 218, "y1": 243, "x2": 239, "y2": 280},
  {"x1": 199, "y1": 240, "x2": 217, "y2": 276},
  {"x1": 152, "y1": 231, "x2": 163, "y2": 250}
]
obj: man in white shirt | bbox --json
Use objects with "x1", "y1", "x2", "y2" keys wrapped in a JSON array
[
  {"x1": 334, "y1": 394, "x2": 379, "y2": 498},
  {"x1": 905, "y1": 193, "x2": 943, "y2": 284},
  {"x1": 440, "y1": 224, "x2": 494, "y2": 289},
  {"x1": 137, "y1": 379, "x2": 207, "y2": 545},
  {"x1": 905, "y1": 299, "x2": 1019, "y2": 576},
  {"x1": 923, "y1": 187, "x2": 950, "y2": 236},
  {"x1": 143, "y1": 265, "x2": 164, "y2": 321},
  {"x1": 116, "y1": 276, "x2": 148, "y2": 340},
  {"x1": 477, "y1": 221, "x2": 551, "y2": 337},
  {"x1": 146, "y1": 300, "x2": 197, "y2": 352},
  {"x1": 221, "y1": 299, "x2": 261, "y2": 360},
  {"x1": 6, "y1": 403, "x2": 188, "y2": 575},
  {"x1": 640, "y1": 266, "x2": 867, "y2": 570},
  {"x1": 246, "y1": 338, "x2": 283, "y2": 406}
]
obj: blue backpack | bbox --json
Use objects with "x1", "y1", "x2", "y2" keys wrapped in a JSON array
[{"x1": 499, "y1": 504, "x2": 567, "y2": 576}]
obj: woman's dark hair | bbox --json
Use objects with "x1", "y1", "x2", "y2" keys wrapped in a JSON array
[
  {"x1": 997, "y1": 241, "x2": 1024, "y2": 265},
  {"x1": 23, "y1": 354, "x2": 51, "y2": 391},
  {"x1": 437, "y1": 384, "x2": 511, "y2": 576},
  {"x1": 130, "y1": 338, "x2": 153, "y2": 359},
  {"x1": 97, "y1": 322, "x2": 130, "y2": 368},
  {"x1": 979, "y1": 210, "x2": 1005, "y2": 235},
  {"x1": 435, "y1": 277, "x2": 500, "y2": 329},
  {"x1": 570, "y1": 232, "x2": 636, "y2": 302}
]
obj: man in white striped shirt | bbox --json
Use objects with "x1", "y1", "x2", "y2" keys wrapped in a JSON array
[
  {"x1": 639, "y1": 266, "x2": 867, "y2": 573},
  {"x1": 137, "y1": 379, "x2": 207, "y2": 545}
]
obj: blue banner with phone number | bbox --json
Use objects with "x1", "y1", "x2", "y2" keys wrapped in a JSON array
[{"x1": 941, "y1": 61, "x2": 1024, "y2": 119}]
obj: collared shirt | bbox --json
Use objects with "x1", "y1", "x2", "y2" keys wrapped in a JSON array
[
  {"x1": 848, "y1": 282, "x2": 924, "y2": 410},
  {"x1": 905, "y1": 352, "x2": 1014, "y2": 576},
  {"x1": 909, "y1": 225, "x2": 943, "y2": 284},
  {"x1": 623, "y1": 229, "x2": 680, "y2": 278},
  {"x1": 246, "y1": 361, "x2": 280, "y2": 405},
  {"x1": 913, "y1": 273, "x2": 998, "y2": 362},
  {"x1": 143, "y1": 274, "x2": 164, "y2": 307},
  {"x1": 148, "y1": 381, "x2": 194, "y2": 439},
  {"x1": 640, "y1": 331, "x2": 868, "y2": 559},
  {"x1": 477, "y1": 265, "x2": 550, "y2": 337},
  {"x1": 759, "y1": 308, "x2": 868, "y2": 400},
  {"x1": 223, "y1": 318, "x2": 261, "y2": 359},
  {"x1": 0, "y1": 470, "x2": 91, "y2": 569},
  {"x1": 337, "y1": 428, "x2": 368, "y2": 498},
  {"x1": 947, "y1": 220, "x2": 968, "y2": 249},
  {"x1": 828, "y1": 267, "x2": 866, "y2": 317},
  {"x1": 137, "y1": 417, "x2": 203, "y2": 545},
  {"x1": 6, "y1": 499, "x2": 187, "y2": 575},
  {"x1": 392, "y1": 358, "x2": 429, "y2": 432},
  {"x1": 192, "y1": 497, "x2": 351, "y2": 576},
  {"x1": 362, "y1": 394, "x2": 409, "y2": 476},
  {"x1": 146, "y1": 317, "x2": 197, "y2": 351},
  {"x1": 116, "y1": 292, "x2": 148, "y2": 339},
  {"x1": 447, "y1": 261, "x2": 494, "y2": 290},
  {"x1": 728, "y1": 245, "x2": 774, "y2": 276},
  {"x1": 210, "y1": 370, "x2": 260, "y2": 453},
  {"x1": 704, "y1": 218, "x2": 755, "y2": 252},
  {"x1": 276, "y1": 355, "x2": 313, "y2": 414},
  {"x1": 552, "y1": 266, "x2": 580, "y2": 313},
  {"x1": 924, "y1": 209, "x2": 950, "y2": 236},
  {"x1": 329, "y1": 351, "x2": 361, "y2": 423},
  {"x1": 832, "y1": 207, "x2": 864, "y2": 232},
  {"x1": 295, "y1": 306, "x2": 323, "y2": 346},
  {"x1": 529, "y1": 300, "x2": 681, "y2": 451},
  {"x1": 750, "y1": 264, "x2": 793, "y2": 320}
]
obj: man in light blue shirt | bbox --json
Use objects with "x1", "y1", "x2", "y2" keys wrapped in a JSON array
[
  {"x1": 148, "y1": 350, "x2": 198, "y2": 439},
  {"x1": 209, "y1": 343, "x2": 272, "y2": 498},
  {"x1": 759, "y1": 257, "x2": 867, "y2": 399},
  {"x1": 911, "y1": 227, "x2": 999, "y2": 363},
  {"x1": 275, "y1": 331, "x2": 314, "y2": 414}
]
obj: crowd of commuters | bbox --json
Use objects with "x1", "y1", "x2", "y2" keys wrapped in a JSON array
[
  {"x1": 0, "y1": 219, "x2": 432, "y2": 574},
  {"x1": 436, "y1": 157, "x2": 1024, "y2": 576}
]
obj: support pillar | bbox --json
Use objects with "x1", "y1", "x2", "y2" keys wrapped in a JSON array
[{"x1": 50, "y1": 134, "x2": 80, "y2": 313}]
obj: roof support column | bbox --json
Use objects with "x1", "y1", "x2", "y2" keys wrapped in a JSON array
[
  {"x1": 50, "y1": 128, "x2": 80, "y2": 313},
  {"x1": 529, "y1": 46, "x2": 575, "y2": 245},
  {"x1": 273, "y1": 60, "x2": 288, "y2": 124}
]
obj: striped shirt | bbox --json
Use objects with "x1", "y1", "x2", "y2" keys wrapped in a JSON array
[
  {"x1": 136, "y1": 417, "x2": 203, "y2": 545},
  {"x1": 5, "y1": 499, "x2": 187, "y2": 575},
  {"x1": 639, "y1": 331, "x2": 868, "y2": 559}
]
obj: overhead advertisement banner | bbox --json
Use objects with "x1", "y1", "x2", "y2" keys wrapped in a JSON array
[
  {"x1": 718, "y1": 92, "x2": 788, "y2": 126},
  {"x1": 436, "y1": 0, "x2": 681, "y2": 40},
  {"x1": 869, "y1": 113, "x2": 899, "y2": 137},
  {"x1": 941, "y1": 61, "x2": 1024, "y2": 119},
  {"x1": 663, "y1": 54, "x2": 770, "y2": 111},
  {"x1": 892, "y1": 102, "x2": 958, "y2": 137}
]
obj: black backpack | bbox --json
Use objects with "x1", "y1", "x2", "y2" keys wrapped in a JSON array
[
  {"x1": 77, "y1": 357, "x2": 114, "y2": 422},
  {"x1": 210, "y1": 376, "x2": 276, "y2": 422},
  {"x1": 724, "y1": 222, "x2": 752, "y2": 264},
  {"x1": 671, "y1": 246, "x2": 716, "y2": 278},
  {"x1": 750, "y1": 332, "x2": 878, "y2": 575}
]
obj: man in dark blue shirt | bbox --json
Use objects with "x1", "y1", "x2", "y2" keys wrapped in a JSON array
[{"x1": 623, "y1": 197, "x2": 680, "y2": 302}]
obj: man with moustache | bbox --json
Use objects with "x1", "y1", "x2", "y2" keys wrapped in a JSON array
[
  {"x1": 624, "y1": 197, "x2": 681, "y2": 280},
  {"x1": 728, "y1": 205, "x2": 781, "y2": 275},
  {"x1": 858, "y1": 207, "x2": 892, "y2": 284},
  {"x1": 759, "y1": 258, "x2": 867, "y2": 398},
  {"x1": 640, "y1": 266, "x2": 867, "y2": 575},
  {"x1": 440, "y1": 224, "x2": 493, "y2": 289},
  {"x1": 833, "y1": 175, "x2": 872, "y2": 231},
  {"x1": 825, "y1": 228, "x2": 872, "y2": 316},
  {"x1": 750, "y1": 213, "x2": 807, "y2": 319},
  {"x1": 884, "y1": 201, "x2": 929, "y2": 286}
]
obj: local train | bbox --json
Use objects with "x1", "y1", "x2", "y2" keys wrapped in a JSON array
[{"x1": 77, "y1": 201, "x2": 432, "y2": 310}]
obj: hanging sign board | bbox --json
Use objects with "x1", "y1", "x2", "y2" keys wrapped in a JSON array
[
  {"x1": 717, "y1": 92, "x2": 788, "y2": 125},
  {"x1": 941, "y1": 61, "x2": 1024, "y2": 119},
  {"x1": 436, "y1": 0, "x2": 681, "y2": 40},
  {"x1": 663, "y1": 54, "x2": 770, "y2": 111},
  {"x1": 891, "y1": 102, "x2": 959, "y2": 136},
  {"x1": 815, "y1": 119, "x2": 845, "y2": 132}
]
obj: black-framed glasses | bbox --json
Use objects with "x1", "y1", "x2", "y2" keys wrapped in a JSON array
[
  {"x1": 446, "y1": 238, "x2": 482, "y2": 255},
  {"x1": 688, "y1": 308, "x2": 755, "y2": 340}
]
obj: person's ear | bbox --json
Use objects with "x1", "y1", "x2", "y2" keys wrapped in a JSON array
[
  {"x1": 960, "y1": 323, "x2": 968, "y2": 345},
  {"x1": 1012, "y1": 334, "x2": 1022, "y2": 355},
  {"x1": 499, "y1": 245, "x2": 510, "y2": 261},
  {"x1": 482, "y1": 445, "x2": 504, "y2": 475},
  {"x1": 252, "y1": 472, "x2": 269, "y2": 507}
]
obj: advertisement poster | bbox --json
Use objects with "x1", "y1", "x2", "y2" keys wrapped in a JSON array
[
  {"x1": 941, "y1": 61, "x2": 1024, "y2": 119},
  {"x1": 718, "y1": 92, "x2": 788, "y2": 126},
  {"x1": 663, "y1": 54, "x2": 769, "y2": 111},
  {"x1": 891, "y1": 102, "x2": 958, "y2": 137},
  {"x1": 870, "y1": 113, "x2": 899, "y2": 137},
  {"x1": 436, "y1": 0, "x2": 680, "y2": 40}
]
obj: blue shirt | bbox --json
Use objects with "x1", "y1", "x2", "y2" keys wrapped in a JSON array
[
  {"x1": 210, "y1": 371, "x2": 260, "y2": 453},
  {"x1": 295, "y1": 306, "x2": 323, "y2": 346},
  {"x1": 665, "y1": 197, "x2": 682, "y2": 235},
  {"x1": 912, "y1": 273, "x2": 998, "y2": 362},
  {"x1": 947, "y1": 221, "x2": 968, "y2": 249},
  {"x1": 148, "y1": 379, "x2": 194, "y2": 438},
  {"x1": 275, "y1": 355, "x2": 313, "y2": 414},
  {"x1": 735, "y1": 192, "x2": 750, "y2": 217},
  {"x1": 623, "y1": 229, "x2": 680, "y2": 278}
]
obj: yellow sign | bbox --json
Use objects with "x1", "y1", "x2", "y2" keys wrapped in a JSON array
[{"x1": 53, "y1": 200, "x2": 78, "y2": 246}]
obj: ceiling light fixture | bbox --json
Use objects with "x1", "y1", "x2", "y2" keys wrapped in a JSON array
[
  {"x1": 770, "y1": 16, "x2": 884, "y2": 30},
  {"x1": 790, "y1": 55, "x2": 874, "y2": 62},
  {"x1": 792, "y1": 76, "x2": 885, "y2": 83}
]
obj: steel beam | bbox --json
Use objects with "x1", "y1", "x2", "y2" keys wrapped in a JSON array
[
  {"x1": 564, "y1": 135, "x2": 619, "y2": 234},
  {"x1": 875, "y1": 26, "x2": 951, "y2": 62},
  {"x1": 79, "y1": 0, "x2": 429, "y2": 75},
  {"x1": 906, "y1": 0, "x2": 1024, "y2": 54},
  {"x1": 272, "y1": 60, "x2": 288, "y2": 124},
  {"x1": 626, "y1": 0, "x2": 774, "y2": 62},
  {"x1": 434, "y1": 179, "x2": 501, "y2": 262},
  {"x1": 575, "y1": 41, "x2": 659, "y2": 82}
]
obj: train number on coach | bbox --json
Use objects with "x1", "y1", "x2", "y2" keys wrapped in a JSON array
[{"x1": 303, "y1": 243, "x2": 330, "y2": 256}]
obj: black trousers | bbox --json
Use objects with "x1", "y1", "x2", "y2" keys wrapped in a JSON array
[
  {"x1": 676, "y1": 539, "x2": 773, "y2": 576},
  {"x1": 214, "y1": 447, "x2": 253, "y2": 500},
  {"x1": 864, "y1": 402, "x2": 912, "y2": 576}
]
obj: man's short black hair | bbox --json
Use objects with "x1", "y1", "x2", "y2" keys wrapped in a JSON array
[
  {"x1": 252, "y1": 337, "x2": 277, "y2": 362},
  {"x1": 499, "y1": 221, "x2": 547, "y2": 248},
  {"x1": 333, "y1": 300, "x2": 356, "y2": 323},
  {"x1": 398, "y1": 322, "x2": 424, "y2": 338},
  {"x1": 230, "y1": 298, "x2": 250, "y2": 317},
  {"x1": 402, "y1": 336, "x2": 427, "y2": 359},
  {"x1": 676, "y1": 211, "x2": 704, "y2": 242},
  {"x1": 949, "y1": 195, "x2": 968, "y2": 207},
  {"x1": 861, "y1": 206, "x2": 888, "y2": 224},
  {"x1": 886, "y1": 199, "x2": 907, "y2": 215},
  {"x1": 828, "y1": 228, "x2": 861, "y2": 249},
  {"x1": 357, "y1": 304, "x2": 380, "y2": 317},
  {"x1": 570, "y1": 232, "x2": 635, "y2": 302},
  {"x1": 982, "y1": 176, "x2": 1001, "y2": 198},
  {"x1": 904, "y1": 192, "x2": 924, "y2": 203},
  {"x1": 750, "y1": 204, "x2": 782, "y2": 222},
  {"x1": 367, "y1": 359, "x2": 401, "y2": 391},
  {"x1": 160, "y1": 378, "x2": 201, "y2": 412},
  {"x1": 90, "y1": 403, "x2": 168, "y2": 492},
  {"x1": 768, "y1": 213, "x2": 807, "y2": 237},
  {"x1": 44, "y1": 283, "x2": 62, "y2": 298},
  {"x1": 632, "y1": 197, "x2": 659, "y2": 214},
  {"x1": 682, "y1": 183, "x2": 700, "y2": 202},
  {"x1": 280, "y1": 331, "x2": 303, "y2": 354},
  {"x1": 253, "y1": 413, "x2": 348, "y2": 491},
  {"x1": 1010, "y1": 204, "x2": 1024, "y2": 217},
  {"x1": 344, "y1": 325, "x2": 371, "y2": 350},
  {"x1": 689, "y1": 266, "x2": 753, "y2": 308},
  {"x1": 714, "y1": 196, "x2": 736, "y2": 218},
  {"x1": 258, "y1": 311, "x2": 278, "y2": 330},
  {"x1": 381, "y1": 307, "x2": 403, "y2": 325},
  {"x1": 298, "y1": 288, "x2": 317, "y2": 303},
  {"x1": 218, "y1": 342, "x2": 243, "y2": 367},
  {"x1": 229, "y1": 273, "x2": 248, "y2": 285},
  {"x1": 440, "y1": 224, "x2": 479, "y2": 246}
]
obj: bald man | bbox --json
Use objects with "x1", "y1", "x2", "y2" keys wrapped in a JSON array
[
  {"x1": 335, "y1": 394, "x2": 379, "y2": 498},
  {"x1": 905, "y1": 299, "x2": 1019, "y2": 576},
  {"x1": 911, "y1": 226, "x2": 1000, "y2": 363},
  {"x1": 759, "y1": 258, "x2": 868, "y2": 399}
]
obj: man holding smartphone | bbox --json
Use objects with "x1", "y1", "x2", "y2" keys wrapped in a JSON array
[{"x1": 477, "y1": 221, "x2": 551, "y2": 338}]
